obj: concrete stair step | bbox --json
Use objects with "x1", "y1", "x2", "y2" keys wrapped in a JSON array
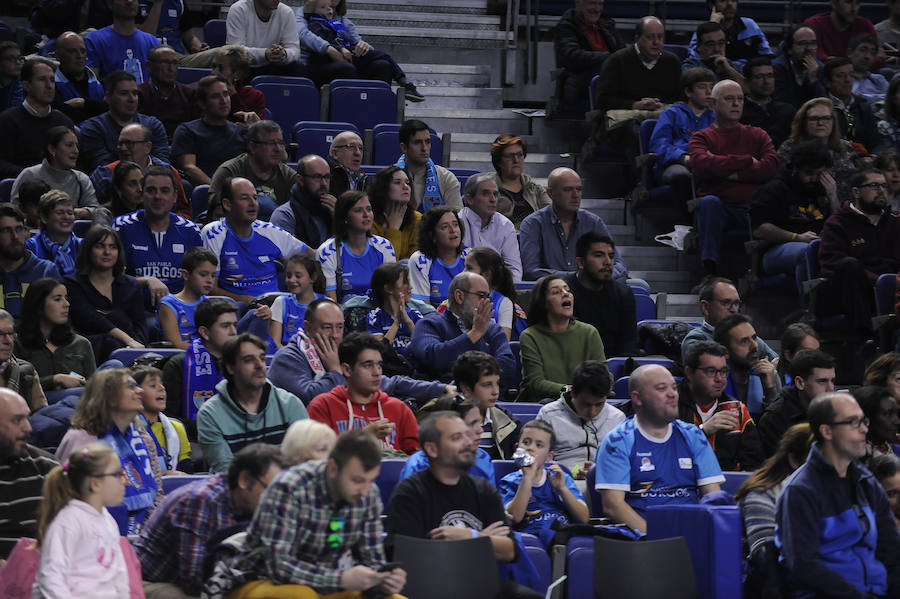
[
  {"x1": 630, "y1": 270, "x2": 694, "y2": 294},
  {"x1": 618, "y1": 246, "x2": 679, "y2": 271},
  {"x1": 406, "y1": 87, "x2": 503, "y2": 109},
  {"x1": 351, "y1": 0, "x2": 491, "y2": 14},
  {"x1": 662, "y1": 294, "x2": 703, "y2": 319},
  {"x1": 349, "y1": 10, "x2": 501, "y2": 29},
  {"x1": 398, "y1": 64, "x2": 492, "y2": 87},
  {"x1": 356, "y1": 26, "x2": 509, "y2": 48},
  {"x1": 449, "y1": 132, "x2": 548, "y2": 153},
  {"x1": 582, "y1": 198, "x2": 627, "y2": 226},
  {"x1": 406, "y1": 107, "x2": 531, "y2": 135}
]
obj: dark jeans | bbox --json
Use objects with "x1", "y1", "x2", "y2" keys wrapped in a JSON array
[
  {"x1": 307, "y1": 48, "x2": 403, "y2": 86},
  {"x1": 818, "y1": 256, "x2": 874, "y2": 337}
]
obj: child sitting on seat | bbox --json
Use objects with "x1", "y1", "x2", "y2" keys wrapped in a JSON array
[
  {"x1": 158, "y1": 247, "x2": 218, "y2": 350},
  {"x1": 268, "y1": 253, "x2": 326, "y2": 351},
  {"x1": 303, "y1": 0, "x2": 425, "y2": 101},
  {"x1": 498, "y1": 419, "x2": 589, "y2": 540},
  {"x1": 134, "y1": 365, "x2": 193, "y2": 474}
]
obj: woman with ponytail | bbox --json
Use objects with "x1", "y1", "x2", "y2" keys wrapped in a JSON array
[{"x1": 33, "y1": 442, "x2": 129, "y2": 598}]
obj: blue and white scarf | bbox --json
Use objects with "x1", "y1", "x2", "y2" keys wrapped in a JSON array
[
  {"x1": 183, "y1": 337, "x2": 220, "y2": 421},
  {"x1": 36, "y1": 231, "x2": 80, "y2": 276},
  {"x1": 101, "y1": 423, "x2": 157, "y2": 532},
  {"x1": 397, "y1": 153, "x2": 443, "y2": 212}
]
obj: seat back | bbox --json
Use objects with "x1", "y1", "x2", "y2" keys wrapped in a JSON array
[
  {"x1": 634, "y1": 291, "x2": 657, "y2": 322},
  {"x1": 492, "y1": 459, "x2": 517, "y2": 486},
  {"x1": 392, "y1": 535, "x2": 501, "y2": 599},
  {"x1": 372, "y1": 123, "x2": 443, "y2": 167},
  {"x1": 161, "y1": 474, "x2": 211, "y2": 494},
  {"x1": 584, "y1": 464, "x2": 604, "y2": 517},
  {"x1": 292, "y1": 121, "x2": 360, "y2": 158},
  {"x1": 73, "y1": 219, "x2": 93, "y2": 237},
  {"x1": 638, "y1": 118, "x2": 658, "y2": 154},
  {"x1": 664, "y1": 44, "x2": 691, "y2": 61},
  {"x1": 191, "y1": 184, "x2": 210, "y2": 219},
  {"x1": 566, "y1": 536, "x2": 595, "y2": 598},
  {"x1": 450, "y1": 168, "x2": 479, "y2": 197},
  {"x1": 330, "y1": 84, "x2": 397, "y2": 133},
  {"x1": 589, "y1": 74, "x2": 601, "y2": 111},
  {"x1": 0, "y1": 178, "x2": 13, "y2": 203},
  {"x1": 496, "y1": 401, "x2": 541, "y2": 424},
  {"x1": 203, "y1": 19, "x2": 226, "y2": 48},
  {"x1": 256, "y1": 83, "x2": 320, "y2": 140},
  {"x1": 605, "y1": 357, "x2": 674, "y2": 380},
  {"x1": 375, "y1": 459, "x2": 406, "y2": 505},
  {"x1": 108, "y1": 348, "x2": 184, "y2": 366},
  {"x1": 614, "y1": 376, "x2": 630, "y2": 399},
  {"x1": 721, "y1": 471, "x2": 751, "y2": 497},
  {"x1": 250, "y1": 75, "x2": 316, "y2": 88},
  {"x1": 593, "y1": 536, "x2": 698, "y2": 599},
  {"x1": 177, "y1": 67, "x2": 211, "y2": 85},
  {"x1": 874, "y1": 272, "x2": 897, "y2": 316}
]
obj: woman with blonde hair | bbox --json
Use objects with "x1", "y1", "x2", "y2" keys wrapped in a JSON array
[
  {"x1": 281, "y1": 419, "x2": 337, "y2": 464},
  {"x1": 55, "y1": 368, "x2": 164, "y2": 533}
]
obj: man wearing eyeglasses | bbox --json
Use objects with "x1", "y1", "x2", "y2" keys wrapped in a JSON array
[
  {"x1": 758, "y1": 349, "x2": 835, "y2": 457},
  {"x1": 210, "y1": 119, "x2": 295, "y2": 221},
  {"x1": 776, "y1": 391, "x2": 900, "y2": 598},
  {"x1": 328, "y1": 131, "x2": 367, "y2": 198},
  {"x1": 682, "y1": 22, "x2": 746, "y2": 87},
  {"x1": 679, "y1": 340, "x2": 762, "y2": 471},
  {"x1": 0, "y1": 42, "x2": 24, "y2": 112},
  {"x1": 0, "y1": 205, "x2": 60, "y2": 321},
  {"x1": 682, "y1": 276, "x2": 778, "y2": 363},
  {"x1": 270, "y1": 154, "x2": 335, "y2": 249},
  {"x1": 137, "y1": 45, "x2": 199, "y2": 140},
  {"x1": 818, "y1": 167, "x2": 900, "y2": 337}
]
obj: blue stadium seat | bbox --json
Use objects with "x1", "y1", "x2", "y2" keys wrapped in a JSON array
[
  {"x1": 614, "y1": 376, "x2": 630, "y2": 399},
  {"x1": 329, "y1": 82, "x2": 397, "y2": 134},
  {"x1": 721, "y1": 471, "x2": 750, "y2": 496},
  {"x1": 634, "y1": 291, "x2": 657, "y2": 322},
  {"x1": 372, "y1": 123, "x2": 443, "y2": 167},
  {"x1": 191, "y1": 184, "x2": 210, "y2": 218},
  {"x1": 203, "y1": 19, "x2": 226, "y2": 48},
  {"x1": 565, "y1": 536, "x2": 595, "y2": 599},
  {"x1": 108, "y1": 348, "x2": 184, "y2": 366},
  {"x1": 664, "y1": 44, "x2": 690, "y2": 61},
  {"x1": 589, "y1": 75, "x2": 601, "y2": 111},
  {"x1": 508, "y1": 340, "x2": 521, "y2": 395},
  {"x1": 250, "y1": 75, "x2": 316, "y2": 88},
  {"x1": 496, "y1": 401, "x2": 541, "y2": 424},
  {"x1": 605, "y1": 357, "x2": 674, "y2": 380},
  {"x1": 450, "y1": 168, "x2": 479, "y2": 196},
  {"x1": 376, "y1": 459, "x2": 406, "y2": 505},
  {"x1": 493, "y1": 459, "x2": 517, "y2": 486},
  {"x1": 0, "y1": 178, "x2": 13, "y2": 203},
  {"x1": 361, "y1": 165, "x2": 388, "y2": 176},
  {"x1": 292, "y1": 121, "x2": 360, "y2": 158},
  {"x1": 874, "y1": 273, "x2": 896, "y2": 316},
  {"x1": 177, "y1": 67, "x2": 211, "y2": 85},
  {"x1": 594, "y1": 536, "x2": 698, "y2": 598},
  {"x1": 585, "y1": 464, "x2": 603, "y2": 517},
  {"x1": 256, "y1": 83, "x2": 320, "y2": 141},
  {"x1": 522, "y1": 539, "x2": 551, "y2": 594},
  {"x1": 162, "y1": 474, "x2": 210, "y2": 494},
  {"x1": 73, "y1": 220, "x2": 93, "y2": 237}
]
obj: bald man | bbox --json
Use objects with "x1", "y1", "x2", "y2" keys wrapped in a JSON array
[
  {"x1": 52, "y1": 32, "x2": 107, "y2": 123},
  {"x1": 594, "y1": 364, "x2": 724, "y2": 533},
  {"x1": 271, "y1": 154, "x2": 336, "y2": 248},
  {"x1": 328, "y1": 131, "x2": 367, "y2": 198},
  {"x1": 519, "y1": 167, "x2": 628, "y2": 281},
  {"x1": 0, "y1": 388, "x2": 58, "y2": 559},
  {"x1": 689, "y1": 79, "x2": 779, "y2": 275}
]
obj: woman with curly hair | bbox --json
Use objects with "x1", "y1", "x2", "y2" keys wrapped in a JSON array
[{"x1": 408, "y1": 207, "x2": 468, "y2": 306}]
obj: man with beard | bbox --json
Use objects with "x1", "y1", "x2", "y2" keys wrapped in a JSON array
[
  {"x1": 594, "y1": 364, "x2": 724, "y2": 533},
  {"x1": 751, "y1": 139, "x2": 837, "y2": 296},
  {"x1": 805, "y1": 0, "x2": 879, "y2": 62},
  {"x1": 397, "y1": 119, "x2": 460, "y2": 211},
  {"x1": 0, "y1": 206, "x2": 60, "y2": 320},
  {"x1": 0, "y1": 388, "x2": 58, "y2": 559},
  {"x1": 773, "y1": 26, "x2": 828, "y2": 109},
  {"x1": 409, "y1": 271, "x2": 517, "y2": 390},
  {"x1": 690, "y1": 78, "x2": 780, "y2": 276},
  {"x1": 682, "y1": 22, "x2": 747, "y2": 87},
  {"x1": 385, "y1": 411, "x2": 542, "y2": 599},
  {"x1": 679, "y1": 340, "x2": 763, "y2": 471},
  {"x1": 818, "y1": 167, "x2": 900, "y2": 337},
  {"x1": 270, "y1": 154, "x2": 335, "y2": 249},
  {"x1": 713, "y1": 314, "x2": 780, "y2": 421},
  {"x1": 565, "y1": 232, "x2": 637, "y2": 357}
]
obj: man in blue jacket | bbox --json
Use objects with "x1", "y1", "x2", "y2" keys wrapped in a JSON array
[{"x1": 776, "y1": 392, "x2": 900, "y2": 598}]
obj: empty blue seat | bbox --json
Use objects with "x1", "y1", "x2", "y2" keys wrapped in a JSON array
[
  {"x1": 875, "y1": 272, "x2": 896, "y2": 316},
  {"x1": 250, "y1": 75, "x2": 316, "y2": 88},
  {"x1": 372, "y1": 123, "x2": 443, "y2": 167},
  {"x1": 203, "y1": 19, "x2": 226, "y2": 48},
  {"x1": 493, "y1": 459, "x2": 517, "y2": 486},
  {"x1": 496, "y1": 401, "x2": 542, "y2": 424},
  {"x1": 330, "y1": 83, "x2": 397, "y2": 134},
  {"x1": 162, "y1": 474, "x2": 211, "y2": 494},
  {"x1": 256, "y1": 83, "x2": 320, "y2": 140},
  {"x1": 449, "y1": 168, "x2": 479, "y2": 195},
  {"x1": 177, "y1": 67, "x2": 211, "y2": 85},
  {"x1": 292, "y1": 121, "x2": 360, "y2": 158},
  {"x1": 73, "y1": 220, "x2": 93, "y2": 237},
  {"x1": 565, "y1": 536, "x2": 595, "y2": 598},
  {"x1": 191, "y1": 184, "x2": 210, "y2": 218},
  {"x1": 376, "y1": 459, "x2": 406, "y2": 505},
  {"x1": 721, "y1": 471, "x2": 751, "y2": 496},
  {"x1": 634, "y1": 292, "x2": 657, "y2": 322},
  {"x1": 585, "y1": 464, "x2": 604, "y2": 517},
  {"x1": 614, "y1": 376, "x2": 630, "y2": 399},
  {"x1": 0, "y1": 178, "x2": 13, "y2": 202}
]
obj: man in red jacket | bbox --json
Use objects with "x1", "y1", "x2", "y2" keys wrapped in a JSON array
[
  {"x1": 308, "y1": 332, "x2": 419, "y2": 455},
  {"x1": 689, "y1": 78, "x2": 780, "y2": 276}
]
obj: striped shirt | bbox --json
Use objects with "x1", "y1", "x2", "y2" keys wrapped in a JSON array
[
  {"x1": 239, "y1": 460, "x2": 387, "y2": 594},
  {"x1": 0, "y1": 445, "x2": 58, "y2": 558}
]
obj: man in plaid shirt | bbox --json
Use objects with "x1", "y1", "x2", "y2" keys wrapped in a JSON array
[
  {"x1": 135, "y1": 443, "x2": 289, "y2": 598},
  {"x1": 228, "y1": 430, "x2": 407, "y2": 598}
]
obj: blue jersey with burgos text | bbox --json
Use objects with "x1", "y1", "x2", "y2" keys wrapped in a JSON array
[
  {"x1": 113, "y1": 210, "x2": 202, "y2": 294},
  {"x1": 593, "y1": 418, "x2": 724, "y2": 518},
  {"x1": 316, "y1": 235, "x2": 395, "y2": 299},
  {"x1": 498, "y1": 467, "x2": 585, "y2": 536},
  {"x1": 409, "y1": 248, "x2": 469, "y2": 305},
  {"x1": 366, "y1": 305, "x2": 423, "y2": 357},
  {"x1": 202, "y1": 218, "x2": 308, "y2": 297}
]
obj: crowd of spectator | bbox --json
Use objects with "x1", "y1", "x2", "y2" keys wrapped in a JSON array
[{"x1": 1, "y1": 0, "x2": 900, "y2": 596}]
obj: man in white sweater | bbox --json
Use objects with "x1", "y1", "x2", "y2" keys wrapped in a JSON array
[{"x1": 225, "y1": 0, "x2": 307, "y2": 77}]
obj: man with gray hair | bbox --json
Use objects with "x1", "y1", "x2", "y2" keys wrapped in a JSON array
[
  {"x1": 689, "y1": 78, "x2": 779, "y2": 276},
  {"x1": 271, "y1": 154, "x2": 336, "y2": 248},
  {"x1": 0, "y1": 310, "x2": 46, "y2": 412},
  {"x1": 328, "y1": 131, "x2": 367, "y2": 198},
  {"x1": 409, "y1": 271, "x2": 517, "y2": 389},
  {"x1": 0, "y1": 388, "x2": 58, "y2": 559},
  {"x1": 209, "y1": 119, "x2": 296, "y2": 221},
  {"x1": 459, "y1": 173, "x2": 522, "y2": 281},
  {"x1": 594, "y1": 363, "x2": 724, "y2": 533},
  {"x1": 776, "y1": 392, "x2": 900, "y2": 597}
]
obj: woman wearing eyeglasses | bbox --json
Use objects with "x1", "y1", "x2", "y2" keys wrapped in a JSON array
[
  {"x1": 487, "y1": 134, "x2": 550, "y2": 230},
  {"x1": 777, "y1": 97, "x2": 860, "y2": 201},
  {"x1": 55, "y1": 369, "x2": 166, "y2": 534},
  {"x1": 518, "y1": 275, "x2": 607, "y2": 403}
]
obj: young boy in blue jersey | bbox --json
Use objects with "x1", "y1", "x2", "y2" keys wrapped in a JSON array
[
  {"x1": 159, "y1": 246, "x2": 218, "y2": 350},
  {"x1": 499, "y1": 419, "x2": 589, "y2": 541},
  {"x1": 453, "y1": 351, "x2": 522, "y2": 460}
]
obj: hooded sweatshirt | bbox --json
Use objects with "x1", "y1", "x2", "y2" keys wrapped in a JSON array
[{"x1": 308, "y1": 385, "x2": 419, "y2": 454}]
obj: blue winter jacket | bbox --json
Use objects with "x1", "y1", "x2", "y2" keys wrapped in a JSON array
[{"x1": 648, "y1": 102, "x2": 715, "y2": 180}]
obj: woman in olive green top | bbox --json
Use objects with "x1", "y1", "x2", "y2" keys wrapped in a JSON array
[
  {"x1": 15, "y1": 277, "x2": 95, "y2": 392},
  {"x1": 518, "y1": 274, "x2": 608, "y2": 402}
]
